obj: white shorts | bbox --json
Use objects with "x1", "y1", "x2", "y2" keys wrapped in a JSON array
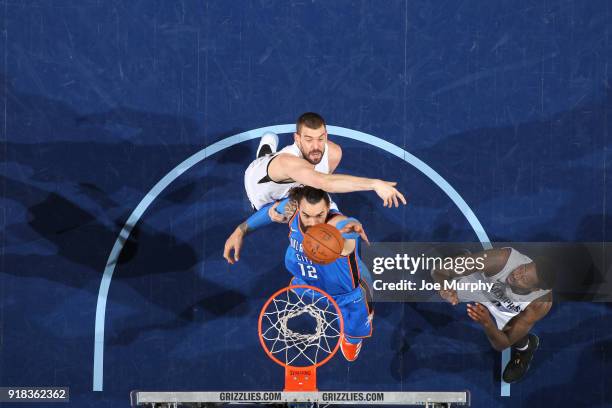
[{"x1": 244, "y1": 154, "x2": 297, "y2": 210}]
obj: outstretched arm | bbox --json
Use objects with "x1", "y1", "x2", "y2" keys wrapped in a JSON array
[
  {"x1": 223, "y1": 199, "x2": 297, "y2": 264},
  {"x1": 279, "y1": 155, "x2": 407, "y2": 208}
]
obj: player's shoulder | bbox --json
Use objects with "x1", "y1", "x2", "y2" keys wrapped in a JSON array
[
  {"x1": 488, "y1": 247, "x2": 512, "y2": 261},
  {"x1": 481, "y1": 248, "x2": 513, "y2": 277},
  {"x1": 327, "y1": 140, "x2": 342, "y2": 161}
]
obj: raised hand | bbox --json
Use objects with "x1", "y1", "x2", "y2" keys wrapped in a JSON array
[{"x1": 374, "y1": 180, "x2": 407, "y2": 208}]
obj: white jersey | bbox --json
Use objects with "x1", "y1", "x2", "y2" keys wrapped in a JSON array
[
  {"x1": 244, "y1": 142, "x2": 331, "y2": 210},
  {"x1": 456, "y1": 248, "x2": 550, "y2": 329}
]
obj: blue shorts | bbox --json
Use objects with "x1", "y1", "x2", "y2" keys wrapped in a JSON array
[{"x1": 290, "y1": 277, "x2": 373, "y2": 339}]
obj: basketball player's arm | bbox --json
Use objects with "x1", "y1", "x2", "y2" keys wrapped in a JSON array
[
  {"x1": 432, "y1": 248, "x2": 511, "y2": 305},
  {"x1": 468, "y1": 293, "x2": 552, "y2": 351},
  {"x1": 276, "y1": 155, "x2": 407, "y2": 208},
  {"x1": 327, "y1": 216, "x2": 369, "y2": 255},
  {"x1": 267, "y1": 199, "x2": 298, "y2": 223},
  {"x1": 223, "y1": 199, "x2": 298, "y2": 264}
]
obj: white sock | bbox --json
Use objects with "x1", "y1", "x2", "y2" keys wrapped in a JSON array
[{"x1": 515, "y1": 341, "x2": 529, "y2": 351}]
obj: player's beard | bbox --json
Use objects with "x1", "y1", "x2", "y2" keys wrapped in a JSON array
[{"x1": 302, "y1": 148, "x2": 323, "y2": 165}]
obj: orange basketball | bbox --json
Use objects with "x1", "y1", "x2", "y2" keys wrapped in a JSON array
[{"x1": 303, "y1": 223, "x2": 344, "y2": 265}]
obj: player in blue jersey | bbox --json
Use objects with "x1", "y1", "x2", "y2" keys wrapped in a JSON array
[
  {"x1": 226, "y1": 185, "x2": 373, "y2": 361},
  {"x1": 284, "y1": 186, "x2": 373, "y2": 361}
]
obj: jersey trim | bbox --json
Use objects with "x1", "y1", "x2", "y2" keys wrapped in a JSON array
[
  {"x1": 347, "y1": 252, "x2": 360, "y2": 289},
  {"x1": 360, "y1": 279, "x2": 373, "y2": 314},
  {"x1": 287, "y1": 209, "x2": 299, "y2": 238},
  {"x1": 258, "y1": 154, "x2": 295, "y2": 184}
]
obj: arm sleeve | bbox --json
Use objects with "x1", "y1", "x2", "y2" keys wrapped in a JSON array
[
  {"x1": 244, "y1": 198, "x2": 291, "y2": 231},
  {"x1": 334, "y1": 217, "x2": 361, "y2": 239},
  {"x1": 275, "y1": 198, "x2": 291, "y2": 215}
]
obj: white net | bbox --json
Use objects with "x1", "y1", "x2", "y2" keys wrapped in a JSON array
[{"x1": 260, "y1": 286, "x2": 343, "y2": 367}]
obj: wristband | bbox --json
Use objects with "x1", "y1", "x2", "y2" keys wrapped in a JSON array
[
  {"x1": 335, "y1": 217, "x2": 360, "y2": 239},
  {"x1": 245, "y1": 202, "x2": 274, "y2": 230},
  {"x1": 274, "y1": 198, "x2": 291, "y2": 215}
]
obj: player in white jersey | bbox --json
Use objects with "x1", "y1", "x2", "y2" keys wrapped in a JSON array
[
  {"x1": 431, "y1": 247, "x2": 555, "y2": 383},
  {"x1": 245, "y1": 131, "x2": 337, "y2": 211},
  {"x1": 224, "y1": 112, "x2": 406, "y2": 263},
  {"x1": 244, "y1": 112, "x2": 406, "y2": 210}
]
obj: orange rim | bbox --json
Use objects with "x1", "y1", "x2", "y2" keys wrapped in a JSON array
[{"x1": 258, "y1": 284, "x2": 344, "y2": 368}]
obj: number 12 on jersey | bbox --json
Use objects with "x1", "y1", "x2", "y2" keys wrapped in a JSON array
[{"x1": 298, "y1": 263, "x2": 318, "y2": 279}]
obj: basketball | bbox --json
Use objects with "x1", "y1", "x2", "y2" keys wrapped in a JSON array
[{"x1": 303, "y1": 223, "x2": 345, "y2": 265}]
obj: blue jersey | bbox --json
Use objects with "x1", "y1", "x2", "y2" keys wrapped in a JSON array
[{"x1": 284, "y1": 211, "x2": 370, "y2": 297}]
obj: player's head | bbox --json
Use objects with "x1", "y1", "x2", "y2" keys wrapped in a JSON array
[
  {"x1": 294, "y1": 112, "x2": 327, "y2": 165},
  {"x1": 289, "y1": 186, "x2": 330, "y2": 229},
  {"x1": 506, "y1": 257, "x2": 556, "y2": 293}
]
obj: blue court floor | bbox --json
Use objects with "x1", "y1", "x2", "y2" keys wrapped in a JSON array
[{"x1": 1, "y1": 1, "x2": 611, "y2": 407}]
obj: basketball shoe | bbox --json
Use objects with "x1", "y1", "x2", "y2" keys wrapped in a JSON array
[
  {"x1": 340, "y1": 335, "x2": 362, "y2": 362},
  {"x1": 256, "y1": 132, "x2": 279, "y2": 158}
]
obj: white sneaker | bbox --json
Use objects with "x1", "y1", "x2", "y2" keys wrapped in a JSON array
[{"x1": 256, "y1": 132, "x2": 279, "y2": 158}]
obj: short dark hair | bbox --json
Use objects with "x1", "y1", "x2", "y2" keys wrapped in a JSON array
[
  {"x1": 288, "y1": 186, "x2": 330, "y2": 207},
  {"x1": 533, "y1": 256, "x2": 556, "y2": 290},
  {"x1": 296, "y1": 112, "x2": 326, "y2": 133}
]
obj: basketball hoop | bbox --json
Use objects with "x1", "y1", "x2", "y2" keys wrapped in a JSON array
[
  {"x1": 133, "y1": 288, "x2": 470, "y2": 407},
  {"x1": 258, "y1": 285, "x2": 344, "y2": 392}
]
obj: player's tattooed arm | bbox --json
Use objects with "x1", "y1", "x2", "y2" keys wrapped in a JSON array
[
  {"x1": 224, "y1": 210, "x2": 266, "y2": 264},
  {"x1": 224, "y1": 226, "x2": 244, "y2": 264},
  {"x1": 238, "y1": 221, "x2": 250, "y2": 234},
  {"x1": 282, "y1": 198, "x2": 298, "y2": 221},
  {"x1": 224, "y1": 199, "x2": 297, "y2": 264},
  {"x1": 268, "y1": 199, "x2": 297, "y2": 223},
  {"x1": 223, "y1": 211, "x2": 266, "y2": 264},
  {"x1": 224, "y1": 223, "x2": 249, "y2": 264}
]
